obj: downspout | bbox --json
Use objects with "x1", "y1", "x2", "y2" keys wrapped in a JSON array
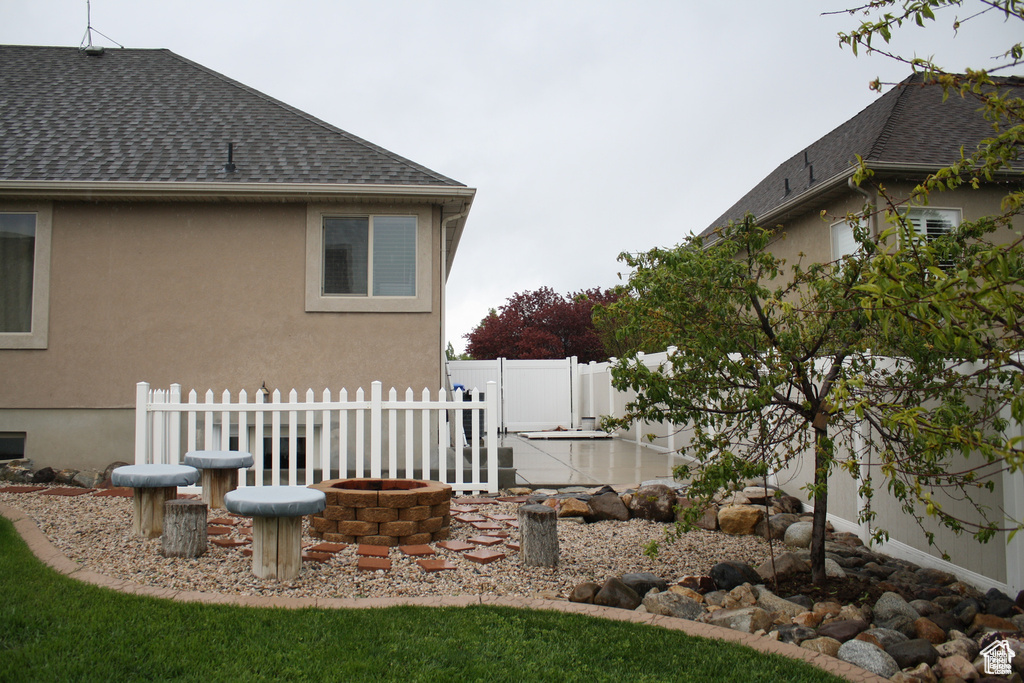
[
  {"x1": 848, "y1": 174, "x2": 877, "y2": 237},
  {"x1": 440, "y1": 210, "x2": 468, "y2": 392}
]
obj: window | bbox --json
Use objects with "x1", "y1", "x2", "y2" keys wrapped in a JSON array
[
  {"x1": 904, "y1": 207, "x2": 960, "y2": 270},
  {"x1": 905, "y1": 207, "x2": 960, "y2": 242},
  {"x1": 305, "y1": 206, "x2": 432, "y2": 313},
  {"x1": 830, "y1": 219, "x2": 861, "y2": 261},
  {"x1": 323, "y1": 216, "x2": 416, "y2": 297},
  {"x1": 0, "y1": 205, "x2": 51, "y2": 349},
  {"x1": 0, "y1": 433, "x2": 26, "y2": 462}
]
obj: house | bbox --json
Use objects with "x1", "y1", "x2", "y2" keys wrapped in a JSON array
[
  {"x1": 698, "y1": 72, "x2": 1024, "y2": 593},
  {"x1": 0, "y1": 45, "x2": 475, "y2": 472},
  {"x1": 703, "y1": 72, "x2": 1024, "y2": 261}
]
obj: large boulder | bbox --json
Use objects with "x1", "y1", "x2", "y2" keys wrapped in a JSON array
[
  {"x1": 783, "y1": 521, "x2": 813, "y2": 548},
  {"x1": 754, "y1": 513, "x2": 800, "y2": 541},
  {"x1": 593, "y1": 577, "x2": 641, "y2": 610},
  {"x1": 755, "y1": 551, "x2": 809, "y2": 581},
  {"x1": 874, "y1": 591, "x2": 921, "y2": 626},
  {"x1": 583, "y1": 492, "x2": 629, "y2": 522},
  {"x1": 30, "y1": 467, "x2": 56, "y2": 484},
  {"x1": 703, "y1": 606, "x2": 772, "y2": 634},
  {"x1": 885, "y1": 638, "x2": 939, "y2": 670},
  {"x1": 837, "y1": 640, "x2": 901, "y2": 679},
  {"x1": 557, "y1": 498, "x2": 591, "y2": 518},
  {"x1": 569, "y1": 582, "x2": 601, "y2": 604},
  {"x1": 627, "y1": 484, "x2": 676, "y2": 522},
  {"x1": 642, "y1": 591, "x2": 705, "y2": 621},
  {"x1": 72, "y1": 469, "x2": 104, "y2": 488},
  {"x1": 621, "y1": 572, "x2": 667, "y2": 598},
  {"x1": 709, "y1": 561, "x2": 761, "y2": 592},
  {"x1": 754, "y1": 587, "x2": 807, "y2": 619},
  {"x1": 717, "y1": 505, "x2": 763, "y2": 535}
]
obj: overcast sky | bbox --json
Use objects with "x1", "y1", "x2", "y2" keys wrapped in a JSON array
[{"x1": 2, "y1": 0, "x2": 1018, "y2": 353}]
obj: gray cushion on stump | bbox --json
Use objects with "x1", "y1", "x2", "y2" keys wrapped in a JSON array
[
  {"x1": 111, "y1": 464, "x2": 200, "y2": 488},
  {"x1": 184, "y1": 450, "x2": 255, "y2": 469},
  {"x1": 223, "y1": 486, "x2": 326, "y2": 517}
]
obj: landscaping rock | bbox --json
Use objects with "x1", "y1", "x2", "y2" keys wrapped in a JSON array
[
  {"x1": 557, "y1": 498, "x2": 590, "y2": 518},
  {"x1": 30, "y1": 466, "x2": 56, "y2": 484},
  {"x1": 816, "y1": 619, "x2": 868, "y2": 643},
  {"x1": 755, "y1": 551, "x2": 809, "y2": 581},
  {"x1": 754, "y1": 587, "x2": 807, "y2": 619},
  {"x1": 784, "y1": 521, "x2": 813, "y2": 548},
  {"x1": 703, "y1": 606, "x2": 772, "y2": 634},
  {"x1": 676, "y1": 575, "x2": 716, "y2": 594},
  {"x1": 856, "y1": 628, "x2": 909, "y2": 650},
  {"x1": 692, "y1": 503, "x2": 719, "y2": 530},
  {"x1": 916, "y1": 567, "x2": 957, "y2": 586},
  {"x1": 668, "y1": 585, "x2": 704, "y2": 602},
  {"x1": 594, "y1": 577, "x2": 641, "y2": 610},
  {"x1": 934, "y1": 654, "x2": 978, "y2": 681},
  {"x1": 72, "y1": 469, "x2": 104, "y2": 488},
  {"x1": 54, "y1": 468, "x2": 78, "y2": 485},
  {"x1": 709, "y1": 561, "x2": 761, "y2": 591},
  {"x1": 772, "y1": 494, "x2": 804, "y2": 514},
  {"x1": 774, "y1": 624, "x2": 818, "y2": 645},
  {"x1": 1, "y1": 460, "x2": 33, "y2": 482},
  {"x1": 642, "y1": 591, "x2": 705, "y2": 621},
  {"x1": 583, "y1": 492, "x2": 629, "y2": 522},
  {"x1": 885, "y1": 638, "x2": 940, "y2": 670},
  {"x1": 754, "y1": 513, "x2": 800, "y2": 541},
  {"x1": 717, "y1": 505, "x2": 763, "y2": 535},
  {"x1": 891, "y1": 663, "x2": 939, "y2": 683},
  {"x1": 824, "y1": 558, "x2": 847, "y2": 579},
  {"x1": 875, "y1": 591, "x2": 921, "y2": 624},
  {"x1": 627, "y1": 484, "x2": 676, "y2": 522},
  {"x1": 569, "y1": 582, "x2": 600, "y2": 604},
  {"x1": 621, "y1": 572, "x2": 667, "y2": 598},
  {"x1": 723, "y1": 584, "x2": 757, "y2": 609},
  {"x1": 801, "y1": 636, "x2": 842, "y2": 657},
  {"x1": 837, "y1": 639, "x2": 901, "y2": 679},
  {"x1": 913, "y1": 617, "x2": 948, "y2": 644}
]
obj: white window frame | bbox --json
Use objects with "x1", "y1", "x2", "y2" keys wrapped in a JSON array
[
  {"x1": 0, "y1": 203, "x2": 51, "y2": 349},
  {"x1": 305, "y1": 205, "x2": 432, "y2": 313},
  {"x1": 829, "y1": 217, "x2": 864, "y2": 262},
  {"x1": 903, "y1": 206, "x2": 961, "y2": 243}
]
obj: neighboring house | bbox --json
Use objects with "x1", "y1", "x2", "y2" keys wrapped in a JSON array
[
  {"x1": 698, "y1": 72, "x2": 1024, "y2": 593},
  {"x1": 703, "y1": 72, "x2": 1024, "y2": 262},
  {"x1": 0, "y1": 45, "x2": 475, "y2": 471}
]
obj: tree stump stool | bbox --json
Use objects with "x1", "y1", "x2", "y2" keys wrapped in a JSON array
[
  {"x1": 223, "y1": 486, "x2": 326, "y2": 581},
  {"x1": 110, "y1": 464, "x2": 200, "y2": 538},
  {"x1": 518, "y1": 503, "x2": 558, "y2": 567},
  {"x1": 162, "y1": 499, "x2": 208, "y2": 558},
  {"x1": 183, "y1": 450, "x2": 255, "y2": 509}
]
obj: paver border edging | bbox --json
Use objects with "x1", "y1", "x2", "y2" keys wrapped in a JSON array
[{"x1": 0, "y1": 502, "x2": 885, "y2": 683}]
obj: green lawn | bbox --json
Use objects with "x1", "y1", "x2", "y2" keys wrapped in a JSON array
[{"x1": 0, "y1": 517, "x2": 844, "y2": 682}]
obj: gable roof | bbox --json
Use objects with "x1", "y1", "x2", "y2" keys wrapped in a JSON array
[
  {"x1": 0, "y1": 44, "x2": 466, "y2": 188},
  {"x1": 703, "y1": 73, "x2": 1024, "y2": 236}
]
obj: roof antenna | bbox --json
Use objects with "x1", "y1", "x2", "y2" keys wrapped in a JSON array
[{"x1": 79, "y1": 0, "x2": 124, "y2": 56}]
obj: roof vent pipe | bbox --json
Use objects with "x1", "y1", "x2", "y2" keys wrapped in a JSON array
[
  {"x1": 224, "y1": 143, "x2": 236, "y2": 173},
  {"x1": 784, "y1": 178, "x2": 791, "y2": 196},
  {"x1": 804, "y1": 151, "x2": 810, "y2": 167},
  {"x1": 809, "y1": 165, "x2": 815, "y2": 184}
]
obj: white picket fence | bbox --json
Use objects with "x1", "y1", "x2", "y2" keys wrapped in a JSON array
[{"x1": 134, "y1": 380, "x2": 500, "y2": 493}]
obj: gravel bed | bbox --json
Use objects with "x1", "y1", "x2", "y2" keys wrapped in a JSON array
[{"x1": 1, "y1": 486, "x2": 772, "y2": 600}]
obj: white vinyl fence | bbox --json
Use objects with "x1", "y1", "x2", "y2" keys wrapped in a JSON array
[
  {"x1": 447, "y1": 357, "x2": 578, "y2": 431},
  {"x1": 134, "y1": 380, "x2": 500, "y2": 493}
]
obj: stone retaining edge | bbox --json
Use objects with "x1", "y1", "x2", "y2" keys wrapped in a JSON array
[{"x1": 0, "y1": 502, "x2": 885, "y2": 683}]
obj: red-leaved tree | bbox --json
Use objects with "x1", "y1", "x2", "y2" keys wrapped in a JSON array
[{"x1": 465, "y1": 287, "x2": 617, "y2": 363}]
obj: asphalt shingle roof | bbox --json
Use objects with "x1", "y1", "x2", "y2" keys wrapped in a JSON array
[
  {"x1": 0, "y1": 45, "x2": 464, "y2": 187},
  {"x1": 704, "y1": 73, "x2": 1024, "y2": 235}
]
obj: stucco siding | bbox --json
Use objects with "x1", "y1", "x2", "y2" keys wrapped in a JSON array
[{"x1": 0, "y1": 200, "x2": 444, "y2": 411}]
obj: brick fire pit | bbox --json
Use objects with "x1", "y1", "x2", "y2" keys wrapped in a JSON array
[{"x1": 308, "y1": 478, "x2": 452, "y2": 547}]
